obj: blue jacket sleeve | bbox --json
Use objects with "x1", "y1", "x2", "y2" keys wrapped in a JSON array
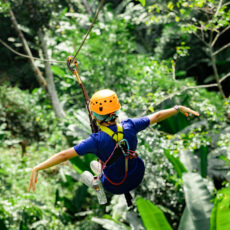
[
  {"x1": 131, "y1": 116, "x2": 150, "y2": 133},
  {"x1": 73, "y1": 135, "x2": 98, "y2": 156}
]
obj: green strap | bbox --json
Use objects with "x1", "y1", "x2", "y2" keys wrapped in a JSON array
[{"x1": 98, "y1": 123, "x2": 123, "y2": 143}]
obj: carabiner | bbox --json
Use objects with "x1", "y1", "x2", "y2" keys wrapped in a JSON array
[
  {"x1": 118, "y1": 139, "x2": 130, "y2": 157},
  {"x1": 67, "y1": 56, "x2": 79, "y2": 74}
]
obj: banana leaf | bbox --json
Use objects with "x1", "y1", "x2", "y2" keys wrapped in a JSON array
[
  {"x1": 208, "y1": 148, "x2": 230, "y2": 181},
  {"x1": 136, "y1": 197, "x2": 172, "y2": 230},
  {"x1": 164, "y1": 149, "x2": 187, "y2": 178},
  {"x1": 180, "y1": 150, "x2": 199, "y2": 173},
  {"x1": 200, "y1": 145, "x2": 208, "y2": 178},
  {"x1": 91, "y1": 215, "x2": 130, "y2": 230},
  {"x1": 178, "y1": 206, "x2": 196, "y2": 230},
  {"x1": 210, "y1": 188, "x2": 230, "y2": 230},
  {"x1": 179, "y1": 173, "x2": 213, "y2": 230}
]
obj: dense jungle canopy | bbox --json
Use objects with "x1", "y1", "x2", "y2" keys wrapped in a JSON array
[{"x1": 0, "y1": 0, "x2": 230, "y2": 229}]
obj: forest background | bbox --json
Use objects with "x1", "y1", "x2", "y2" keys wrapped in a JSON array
[{"x1": 0, "y1": 0, "x2": 230, "y2": 229}]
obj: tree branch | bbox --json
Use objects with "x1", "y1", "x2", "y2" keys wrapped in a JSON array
[
  {"x1": 220, "y1": 72, "x2": 230, "y2": 83},
  {"x1": 213, "y1": 42, "x2": 230, "y2": 56},
  {"x1": 210, "y1": 47, "x2": 226, "y2": 98},
  {"x1": 142, "y1": 73, "x2": 230, "y2": 115},
  {"x1": 0, "y1": 38, "x2": 65, "y2": 63},
  {"x1": 193, "y1": 31, "x2": 209, "y2": 47},
  {"x1": 215, "y1": 0, "x2": 223, "y2": 16},
  {"x1": 212, "y1": 25, "x2": 230, "y2": 47},
  {"x1": 82, "y1": 0, "x2": 92, "y2": 16},
  {"x1": 223, "y1": 2, "x2": 230, "y2": 7},
  {"x1": 38, "y1": 28, "x2": 65, "y2": 118},
  {"x1": 8, "y1": 8, "x2": 48, "y2": 89},
  {"x1": 172, "y1": 60, "x2": 176, "y2": 81}
]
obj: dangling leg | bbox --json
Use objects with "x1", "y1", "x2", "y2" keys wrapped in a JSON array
[
  {"x1": 90, "y1": 160, "x2": 102, "y2": 176},
  {"x1": 82, "y1": 161, "x2": 107, "y2": 205},
  {"x1": 80, "y1": 171, "x2": 94, "y2": 187}
]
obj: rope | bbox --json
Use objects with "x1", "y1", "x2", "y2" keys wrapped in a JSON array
[
  {"x1": 0, "y1": 38, "x2": 65, "y2": 63},
  {"x1": 1, "y1": 0, "x2": 105, "y2": 64},
  {"x1": 72, "y1": 0, "x2": 105, "y2": 60}
]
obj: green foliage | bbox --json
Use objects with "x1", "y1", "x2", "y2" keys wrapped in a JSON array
[
  {"x1": 200, "y1": 145, "x2": 208, "y2": 178},
  {"x1": 0, "y1": 147, "x2": 76, "y2": 229},
  {"x1": 10, "y1": 0, "x2": 63, "y2": 31},
  {"x1": 0, "y1": 1, "x2": 10, "y2": 14},
  {"x1": 210, "y1": 188, "x2": 230, "y2": 230},
  {"x1": 136, "y1": 197, "x2": 172, "y2": 230},
  {"x1": 0, "y1": 85, "x2": 49, "y2": 145},
  {"x1": 91, "y1": 215, "x2": 131, "y2": 230},
  {"x1": 137, "y1": 0, "x2": 146, "y2": 7},
  {"x1": 0, "y1": 0, "x2": 230, "y2": 229},
  {"x1": 163, "y1": 149, "x2": 188, "y2": 178},
  {"x1": 179, "y1": 173, "x2": 213, "y2": 230}
]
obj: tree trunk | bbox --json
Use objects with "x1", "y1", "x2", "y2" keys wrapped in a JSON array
[
  {"x1": 8, "y1": 9, "x2": 48, "y2": 91},
  {"x1": 209, "y1": 47, "x2": 226, "y2": 99},
  {"x1": 82, "y1": 0, "x2": 92, "y2": 16},
  {"x1": 37, "y1": 28, "x2": 65, "y2": 118},
  {"x1": 9, "y1": 8, "x2": 65, "y2": 118}
]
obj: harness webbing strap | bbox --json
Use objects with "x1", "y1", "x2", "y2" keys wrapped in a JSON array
[
  {"x1": 98, "y1": 122, "x2": 135, "y2": 206},
  {"x1": 98, "y1": 123, "x2": 123, "y2": 142}
]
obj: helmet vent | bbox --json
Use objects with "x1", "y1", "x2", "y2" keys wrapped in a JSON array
[{"x1": 90, "y1": 89, "x2": 121, "y2": 115}]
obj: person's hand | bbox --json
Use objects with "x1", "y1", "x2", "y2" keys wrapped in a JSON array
[
  {"x1": 179, "y1": 106, "x2": 200, "y2": 117},
  {"x1": 28, "y1": 167, "x2": 38, "y2": 192}
]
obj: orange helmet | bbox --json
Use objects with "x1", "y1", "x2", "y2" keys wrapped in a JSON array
[{"x1": 90, "y1": 89, "x2": 121, "y2": 115}]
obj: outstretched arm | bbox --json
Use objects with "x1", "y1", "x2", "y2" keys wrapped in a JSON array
[
  {"x1": 148, "y1": 105, "x2": 199, "y2": 125},
  {"x1": 28, "y1": 147, "x2": 78, "y2": 192}
]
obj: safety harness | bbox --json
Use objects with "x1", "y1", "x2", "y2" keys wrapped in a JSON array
[{"x1": 98, "y1": 122, "x2": 138, "y2": 206}]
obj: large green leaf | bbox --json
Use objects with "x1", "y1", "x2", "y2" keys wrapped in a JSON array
[
  {"x1": 137, "y1": 0, "x2": 145, "y2": 7},
  {"x1": 51, "y1": 65, "x2": 66, "y2": 78},
  {"x1": 180, "y1": 173, "x2": 213, "y2": 230},
  {"x1": 136, "y1": 197, "x2": 172, "y2": 230},
  {"x1": 200, "y1": 145, "x2": 208, "y2": 178},
  {"x1": 210, "y1": 188, "x2": 230, "y2": 230},
  {"x1": 178, "y1": 206, "x2": 196, "y2": 230},
  {"x1": 208, "y1": 148, "x2": 230, "y2": 181},
  {"x1": 164, "y1": 149, "x2": 187, "y2": 178},
  {"x1": 180, "y1": 150, "x2": 199, "y2": 173},
  {"x1": 91, "y1": 215, "x2": 130, "y2": 230}
]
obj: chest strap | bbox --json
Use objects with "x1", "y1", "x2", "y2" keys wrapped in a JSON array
[{"x1": 98, "y1": 123, "x2": 124, "y2": 143}]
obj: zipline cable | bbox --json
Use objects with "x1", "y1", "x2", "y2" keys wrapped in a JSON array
[
  {"x1": 0, "y1": 0, "x2": 105, "y2": 64},
  {"x1": 66, "y1": 0, "x2": 106, "y2": 132},
  {"x1": 72, "y1": 0, "x2": 105, "y2": 60}
]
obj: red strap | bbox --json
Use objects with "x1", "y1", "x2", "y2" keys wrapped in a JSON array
[
  {"x1": 100, "y1": 142, "x2": 138, "y2": 186},
  {"x1": 103, "y1": 157, "x2": 128, "y2": 186}
]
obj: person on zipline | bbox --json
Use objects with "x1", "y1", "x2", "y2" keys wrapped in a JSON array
[{"x1": 28, "y1": 89, "x2": 199, "y2": 202}]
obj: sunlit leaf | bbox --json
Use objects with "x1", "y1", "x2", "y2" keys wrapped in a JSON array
[
  {"x1": 210, "y1": 188, "x2": 230, "y2": 230},
  {"x1": 137, "y1": 0, "x2": 145, "y2": 7},
  {"x1": 136, "y1": 197, "x2": 173, "y2": 230},
  {"x1": 164, "y1": 149, "x2": 188, "y2": 178},
  {"x1": 181, "y1": 173, "x2": 213, "y2": 230}
]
